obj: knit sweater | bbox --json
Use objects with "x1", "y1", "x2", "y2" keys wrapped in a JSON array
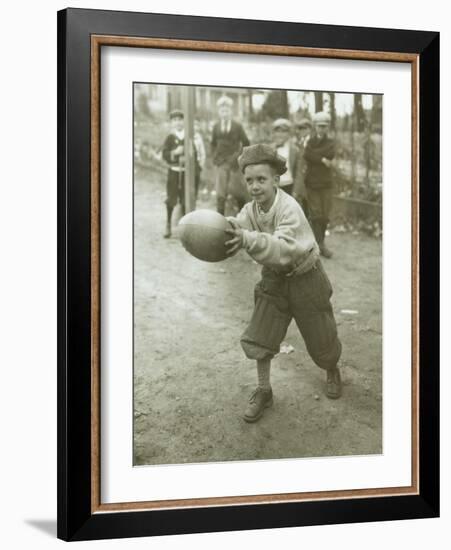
[{"x1": 229, "y1": 188, "x2": 319, "y2": 275}]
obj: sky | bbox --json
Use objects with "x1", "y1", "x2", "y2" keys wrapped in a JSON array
[{"x1": 252, "y1": 90, "x2": 375, "y2": 115}]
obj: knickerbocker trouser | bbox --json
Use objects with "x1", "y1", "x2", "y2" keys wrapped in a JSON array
[{"x1": 240, "y1": 261, "x2": 342, "y2": 370}]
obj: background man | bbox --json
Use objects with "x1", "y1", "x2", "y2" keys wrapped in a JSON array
[
  {"x1": 211, "y1": 96, "x2": 250, "y2": 214},
  {"x1": 304, "y1": 111, "x2": 335, "y2": 258},
  {"x1": 271, "y1": 118, "x2": 302, "y2": 197},
  {"x1": 293, "y1": 117, "x2": 313, "y2": 215}
]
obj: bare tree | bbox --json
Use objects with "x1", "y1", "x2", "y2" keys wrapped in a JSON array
[
  {"x1": 354, "y1": 94, "x2": 366, "y2": 132},
  {"x1": 248, "y1": 89, "x2": 254, "y2": 118},
  {"x1": 314, "y1": 91, "x2": 323, "y2": 112},
  {"x1": 329, "y1": 92, "x2": 336, "y2": 131},
  {"x1": 261, "y1": 90, "x2": 289, "y2": 119}
]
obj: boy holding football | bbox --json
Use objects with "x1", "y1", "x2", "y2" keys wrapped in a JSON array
[{"x1": 225, "y1": 144, "x2": 342, "y2": 422}]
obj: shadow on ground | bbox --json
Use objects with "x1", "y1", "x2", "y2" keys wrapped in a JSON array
[{"x1": 25, "y1": 519, "x2": 57, "y2": 538}]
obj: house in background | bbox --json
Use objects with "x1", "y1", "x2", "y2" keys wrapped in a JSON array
[{"x1": 134, "y1": 84, "x2": 251, "y2": 120}]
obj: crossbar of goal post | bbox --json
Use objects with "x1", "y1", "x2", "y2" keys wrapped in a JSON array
[{"x1": 182, "y1": 86, "x2": 196, "y2": 213}]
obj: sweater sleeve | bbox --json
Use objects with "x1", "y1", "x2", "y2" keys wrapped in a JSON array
[
  {"x1": 322, "y1": 140, "x2": 335, "y2": 160},
  {"x1": 241, "y1": 204, "x2": 316, "y2": 269},
  {"x1": 304, "y1": 138, "x2": 335, "y2": 164},
  {"x1": 226, "y1": 204, "x2": 254, "y2": 231}
]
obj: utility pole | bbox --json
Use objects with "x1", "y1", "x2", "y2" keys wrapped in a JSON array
[
  {"x1": 182, "y1": 86, "x2": 196, "y2": 213},
  {"x1": 314, "y1": 91, "x2": 323, "y2": 112}
]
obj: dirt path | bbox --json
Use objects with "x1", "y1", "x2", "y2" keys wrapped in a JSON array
[{"x1": 133, "y1": 168, "x2": 382, "y2": 466}]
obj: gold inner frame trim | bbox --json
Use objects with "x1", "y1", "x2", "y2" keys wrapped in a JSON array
[{"x1": 90, "y1": 34, "x2": 420, "y2": 514}]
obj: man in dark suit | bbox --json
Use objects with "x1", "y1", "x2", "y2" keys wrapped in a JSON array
[{"x1": 211, "y1": 96, "x2": 250, "y2": 215}]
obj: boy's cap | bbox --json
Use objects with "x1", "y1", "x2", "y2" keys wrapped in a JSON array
[
  {"x1": 169, "y1": 109, "x2": 184, "y2": 119},
  {"x1": 238, "y1": 144, "x2": 287, "y2": 175},
  {"x1": 272, "y1": 118, "x2": 292, "y2": 131},
  {"x1": 216, "y1": 96, "x2": 234, "y2": 108},
  {"x1": 313, "y1": 111, "x2": 331, "y2": 124},
  {"x1": 295, "y1": 117, "x2": 312, "y2": 129}
]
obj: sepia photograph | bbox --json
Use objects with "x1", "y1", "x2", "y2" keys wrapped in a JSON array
[
  {"x1": 133, "y1": 83, "x2": 383, "y2": 467},
  {"x1": 55, "y1": 7, "x2": 440, "y2": 541}
]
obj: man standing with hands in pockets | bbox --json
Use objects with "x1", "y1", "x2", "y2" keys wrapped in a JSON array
[{"x1": 211, "y1": 96, "x2": 250, "y2": 215}]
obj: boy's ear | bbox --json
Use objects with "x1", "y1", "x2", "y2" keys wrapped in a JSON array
[{"x1": 273, "y1": 174, "x2": 280, "y2": 186}]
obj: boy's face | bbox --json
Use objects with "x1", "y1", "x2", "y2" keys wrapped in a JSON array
[
  {"x1": 218, "y1": 105, "x2": 232, "y2": 121},
  {"x1": 243, "y1": 163, "x2": 279, "y2": 211},
  {"x1": 172, "y1": 116, "x2": 184, "y2": 132},
  {"x1": 273, "y1": 128, "x2": 290, "y2": 147},
  {"x1": 315, "y1": 123, "x2": 329, "y2": 139},
  {"x1": 296, "y1": 126, "x2": 310, "y2": 141}
]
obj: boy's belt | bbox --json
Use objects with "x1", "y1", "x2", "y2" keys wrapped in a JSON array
[{"x1": 284, "y1": 246, "x2": 320, "y2": 278}]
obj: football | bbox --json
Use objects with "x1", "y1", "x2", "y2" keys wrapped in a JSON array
[{"x1": 178, "y1": 209, "x2": 232, "y2": 262}]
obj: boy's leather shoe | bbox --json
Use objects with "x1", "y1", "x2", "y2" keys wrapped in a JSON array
[
  {"x1": 243, "y1": 387, "x2": 273, "y2": 423},
  {"x1": 326, "y1": 367, "x2": 342, "y2": 399},
  {"x1": 163, "y1": 223, "x2": 171, "y2": 239}
]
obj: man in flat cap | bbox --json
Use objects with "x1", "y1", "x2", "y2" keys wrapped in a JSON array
[
  {"x1": 211, "y1": 95, "x2": 250, "y2": 215},
  {"x1": 224, "y1": 143, "x2": 343, "y2": 422},
  {"x1": 304, "y1": 111, "x2": 336, "y2": 258}
]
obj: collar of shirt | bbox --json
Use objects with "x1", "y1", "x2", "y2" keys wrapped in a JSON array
[
  {"x1": 256, "y1": 188, "x2": 280, "y2": 216},
  {"x1": 276, "y1": 141, "x2": 290, "y2": 161},
  {"x1": 221, "y1": 120, "x2": 231, "y2": 133},
  {"x1": 174, "y1": 129, "x2": 184, "y2": 140}
]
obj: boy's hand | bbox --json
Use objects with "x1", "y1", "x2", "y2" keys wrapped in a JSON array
[
  {"x1": 321, "y1": 157, "x2": 332, "y2": 167},
  {"x1": 225, "y1": 219, "x2": 244, "y2": 256}
]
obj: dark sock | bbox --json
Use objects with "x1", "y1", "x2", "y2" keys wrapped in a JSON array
[
  {"x1": 257, "y1": 359, "x2": 271, "y2": 391},
  {"x1": 166, "y1": 205, "x2": 173, "y2": 225}
]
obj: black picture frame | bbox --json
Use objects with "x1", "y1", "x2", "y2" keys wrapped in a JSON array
[{"x1": 57, "y1": 7, "x2": 439, "y2": 541}]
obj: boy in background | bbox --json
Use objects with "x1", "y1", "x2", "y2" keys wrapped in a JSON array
[
  {"x1": 304, "y1": 111, "x2": 335, "y2": 258},
  {"x1": 193, "y1": 118, "x2": 206, "y2": 200},
  {"x1": 294, "y1": 117, "x2": 312, "y2": 150},
  {"x1": 211, "y1": 96, "x2": 250, "y2": 215},
  {"x1": 271, "y1": 118, "x2": 303, "y2": 198},
  {"x1": 161, "y1": 109, "x2": 186, "y2": 238},
  {"x1": 225, "y1": 144, "x2": 342, "y2": 423}
]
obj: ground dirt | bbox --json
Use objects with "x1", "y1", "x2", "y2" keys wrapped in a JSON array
[{"x1": 133, "y1": 167, "x2": 382, "y2": 466}]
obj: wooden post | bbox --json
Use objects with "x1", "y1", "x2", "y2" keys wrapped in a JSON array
[
  {"x1": 314, "y1": 91, "x2": 323, "y2": 112},
  {"x1": 182, "y1": 86, "x2": 196, "y2": 213},
  {"x1": 329, "y1": 92, "x2": 336, "y2": 132}
]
